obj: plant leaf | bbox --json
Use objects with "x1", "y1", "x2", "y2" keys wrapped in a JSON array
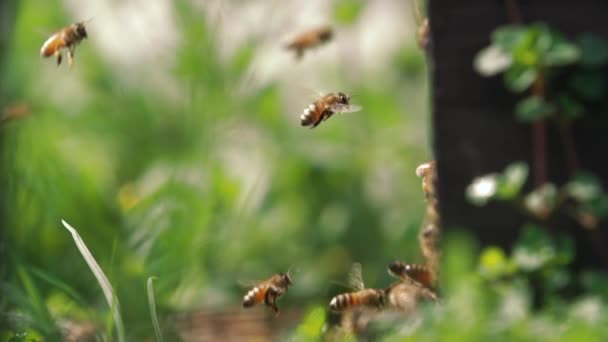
[
  {"x1": 577, "y1": 33, "x2": 608, "y2": 67},
  {"x1": 474, "y1": 45, "x2": 513, "y2": 76},
  {"x1": 515, "y1": 96, "x2": 556, "y2": 122},
  {"x1": 147, "y1": 277, "x2": 163, "y2": 342},
  {"x1": 496, "y1": 162, "x2": 529, "y2": 200},
  {"x1": 504, "y1": 65, "x2": 537, "y2": 92},
  {"x1": 61, "y1": 219, "x2": 125, "y2": 342}
]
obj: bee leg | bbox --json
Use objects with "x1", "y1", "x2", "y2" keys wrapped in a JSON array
[
  {"x1": 55, "y1": 50, "x2": 62, "y2": 66},
  {"x1": 265, "y1": 288, "x2": 280, "y2": 316},
  {"x1": 67, "y1": 48, "x2": 75, "y2": 67}
]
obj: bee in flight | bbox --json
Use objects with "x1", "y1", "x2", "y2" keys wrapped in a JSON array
[
  {"x1": 40, "y1": 21, "x2": 89, "y2": 66},
  {"x1": 388, "y1": 261, "x2": 437, "y2": 291},
  {"x1": 329, "y1": 263, "x2": 386, "y2": 312},
  {"x1": 284, "y1": 26, "x2": 333, "y2": 59},
  {"x1": 300, "y1": 92, "x2": 361, "y2": 128},
  {"x1": 242, "y1": 272, "x2": 292, "y2": 315}
]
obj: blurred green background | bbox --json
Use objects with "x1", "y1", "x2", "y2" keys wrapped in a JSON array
[
  {"x1": 4, "y1": 1, "x2": 608, "y2": 341},
  {"x1": 1, "y1": 0, "x2": 431, "y2": 340}
]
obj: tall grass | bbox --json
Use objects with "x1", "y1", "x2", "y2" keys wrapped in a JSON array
[
  {"x1": 61, "y1": 219, "x2": 125, "y2": 342},
  {"x1": 147, "y1": 277, "x2": 163, "y2": 342}
]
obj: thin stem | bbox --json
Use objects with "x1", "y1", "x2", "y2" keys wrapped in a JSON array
[
  {"x1": 505, "y1": 0, "x2": 523, "y2": 23},
  {"x1": 531, "y1": 74, "x2": 548, "y2": 186}
]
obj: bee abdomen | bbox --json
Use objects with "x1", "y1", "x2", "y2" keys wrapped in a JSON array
[
  {"x1": 329, "y1": 293, "x2": 352, "y2": 311},
  {"x1": 300, "y1": 103, "x2": 318, "y2": 126},
  {"x1": 242, "y1": 286, "x2": 262, "y2": 308}
]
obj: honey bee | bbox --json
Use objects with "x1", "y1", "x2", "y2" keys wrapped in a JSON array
[
  {"x1": 242, "y1": 272, "x2": 292, "y2": 315},
  {"x1": 284, "y1": 26, "x2": 333, "y2": 59},
  {"x1": 416, "y1": 161, "x2": 437, "y2": 201},
  {"x1": 329, "y1": 263, "x2": 386, "y2": 312},
  {"x1": 388, "y1": 261, "x2": 436, "y2": 290},
  {"x1": 385, "y1": 280, "x2": 438, "y2": 312},
  {"x1": 40, "y1": 21, "x2": 89, "y2": 66},
  {"x1": 300, "y1": 92, "x2": 361, "y2": 128},
  {"x1": 412, "y1": 0, "x2": 430, "y2": 51}
]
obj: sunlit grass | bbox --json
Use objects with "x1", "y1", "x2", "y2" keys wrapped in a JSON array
[{"x1": 61, "y1": 219, "x2": 124, "y2": 342}]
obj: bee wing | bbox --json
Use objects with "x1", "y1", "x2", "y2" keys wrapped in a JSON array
[
  {"x1": 348, "y1": 263, "x2": 365, "y2": 291},
  {"x1": 329, "y1": 103, "x2": 362, "y2": 114},
  {"x1": 237, "y1": 279, "x2": 264, "y2": 289}
]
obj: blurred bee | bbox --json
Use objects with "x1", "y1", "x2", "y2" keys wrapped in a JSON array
[
  {"x1": 40, "y1": 21, "x2": 89, "y2": 66},
  {"x1": 329, "y1": 263, "x2": 386, "y2": 312},
  {"x1": 412, "y1": 0, "x2": 430, "y2": 50},
  {"x1": 1, "y1": 103, "x2": 30, "y2": 123},
  {"x1": 416, "y1": 161, "x2": 437, "y2": 201},
  {"x1": 242, "y1": 272, "x2": 292, "y2": 315},
  {"x1": 284, "y1": 26, "x2": 333, "y2": 59},
  {"x1": 385, "y1": 280, "x2": 438, "y2": 312},
  {"x1": 300, "y1": 92, "x2": 361, "y2": 128},
  {"x1": 388, "y1": 261, "x2": 436, "y2": 290}
]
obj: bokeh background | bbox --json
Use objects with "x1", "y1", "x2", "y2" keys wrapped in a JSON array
[
  {"x1": 1, "y1": 0, "x2": 433, "y2": 340},
  {"x1": 5, "y1": 1, "x2": 608, "y2": 341}
]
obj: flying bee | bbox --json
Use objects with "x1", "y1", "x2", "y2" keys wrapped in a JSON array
[
  {"x1": 300, "y1": 92, "x2": 361, "y2": 128},
  {"x1": 242, "y1": 272, "x2": 292, "y2": 315},
  {"x1": 388, "y1": 261, "x2": 436, "y2": 290},
  {"x1": 284, "y1": 26, "x2": 333, "y2": 59},
  {"x1": 40, "y1": 21, "x2": 89, "y2": 66},
  {"x1": 329, "y1": 263, "x2": 386, "y2": 312},
  {"x1": 385, "y1": 280, "x2": 438, "y2": 313}
]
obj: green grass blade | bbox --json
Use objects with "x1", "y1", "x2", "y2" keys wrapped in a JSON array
[
  {"x1": 27, "y1": 266, "x2": 87, "y2": 306},
  {"x1": 60, "y1": 219, "x2": 125, "y2": 342},
  {"x1": 147, "y1": 277, "x2": 163, "y2": 342}
]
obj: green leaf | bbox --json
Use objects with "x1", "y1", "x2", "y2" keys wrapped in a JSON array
[
  {"x1": 512, "y1": 224, "x2": 555, "y2": 272},
  {"x1": 504, "y1": 64, "x2": 537, "y2": 92},
  {"x1": 577, "y1": 33, "x2": 608, "y2": 67},
  {"x1": 479, "y1": 246, "x2": 512, "y2": 279},
  {"x1": 492, "y1": 25, "x2": 526, "y2": 51},
  {"x1": 496, "y1": 162, "x2": 529, "y2": 199},
  {"x1": 569, "y1": 71, "x2": 606, "y2": 102},
  {"x1": 333, "y1": 0, "x2": 364, "y2": 25},
  {"x1": 566, "y1": 172, "x2": 603, "y2": 202},
  {"x1": 466, "y1": 174, "x2": 499, "y2": 206},
  {"x1": 147, "y1": 277, "x2": 163, "y2": 342},
  {"x1": 557, "y1": 94, "x2": 584, "y2": 120},
  {"x1": 295, "y1": 306, "x2": 326, "y2": 339},
  {"x1": 515, "y1": 96, "x2": 556, "y2": 122},
  {"x1": 544, "y1": 41, "x2": 580, "y2": 66},
  {"x1": 61, "y1": 219, "x2": 125, "y2": 342},
  {"x1": 588, "y1": 193, "x2": 608, "y2": 218},
  {"x1": 475, "y1": 45, "x2": 513, "y2": 76},
  {"x1": 524, "y1": 183, "x2": 558, "y2": 219},
  {"x1": 554, "y1": 234, "x2": 575, "y2": 265}
]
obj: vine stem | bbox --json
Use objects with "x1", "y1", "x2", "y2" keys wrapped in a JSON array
[{"x1": 531, "y1": 73, "x2": 548, "y2": 186}]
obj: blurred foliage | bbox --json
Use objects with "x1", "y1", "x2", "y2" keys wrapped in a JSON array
[
  {"x1": 286, "y1": 228, "x2": 608, "y2": 341},
  {"x1": 466, "y1": 162, "x2": 608, "y2": 226},
  {"x1": 475, "y1": 23, "x2": 608, "y2": 124},
  {"x1": 0, "y1": 0, "x2": 429, "y2": 340},
  {"x1": 2, "y1": 2, "x2": 608, "y2": 341}
]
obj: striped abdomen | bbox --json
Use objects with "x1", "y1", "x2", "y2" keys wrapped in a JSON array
[
  {"x1": 242, "y1": 284, "x2": 270, "y2": 308},
  {"x1": 329, "y1": 289, "x2": 385, "y2": 311},
  {"x1": 300, "y1": 100, "x2": 329, "y2": 128}
]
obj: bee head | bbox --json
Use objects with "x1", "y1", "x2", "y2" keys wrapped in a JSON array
[
  {"x1": 388, "y1": 261, "x2": 406, "y2": 276},
  {"x1": 278, "y1": 272, "x2": 293, "y2": 289},
  {"x1": 337, "y1": 92, "x2": 350, "y2": 104},
  {"x1": 75, "y1": 22, "x2": 88, "y2": 39},
  {"x1": 319, "y1": 27, "x2": 333, "y2": 42}
]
